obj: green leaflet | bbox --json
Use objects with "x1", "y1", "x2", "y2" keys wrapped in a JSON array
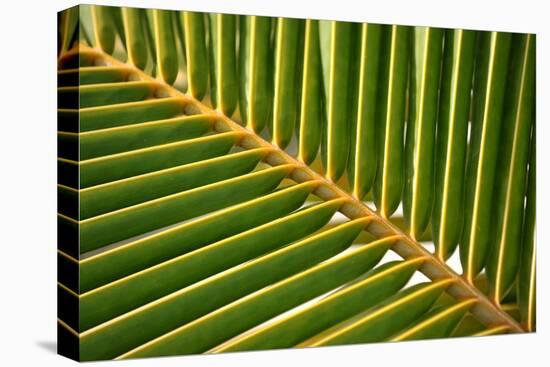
[
  {"x1": 391, "y1": 299, "x2": 475, "y2": 341},
  {"x1": 432, "y1": 29, "x2": 477, "y2": 261},
  {"x1": 79, "y1": 164, "x2": 292, "y2": 253},
  {"x1": 58, "y1": 7, "x2": 78, "y2": 56},
  {"x1": 79, "y1": 18, "x2": 92, "y2": 46},
  {"x1": 299, "y1": 279, "x2": 452, "y2": 346},
  {"x1": 298, "y1": 19, "x2": 323, "y2": 165},
  {"x1": 487, "y1": 34, "x2": 535, "y2": 303},
  {"x1": 90, "y1": 5, "x2": 118, "y2": 54},
  {"x1": 111, "y1": 8, "x2": 126, "y2": 51},
  {"x1": 121, "y1": 7, "x2": 148, "y2": 69},
  {"x1": 460, "y1": 31, "x2": 512, "y2": 282},
  {"x1": 319, "y1": 20, "x2": 355, "y2": 181},
  {"x1": 79, "y1": 197, "x2": 342, "y2": 331},
  {"x1": 518, "y1": 123, "x2": 536, "y2": 331},
  {"x1": 79, "y1": 131, "x2": 240, "y2": 187},
  {"x1": 208, "y1": 13, "x2": 238, "y2": 116},
  {"x1": 502, "y1": 303, "x2": 521, "y2": 323},
  {"x1": 78, "y1": 148, "x2": 268, "y2": 219},
  {"x1": 214, "y1": 257, "x2": 423, "y2": 352},
  {"x1": 177, "y1": 11, "x2": 209, "y2": 99},
  {"x1": 272, "y1": 18, "x2": 303, "y2": 149},
  {"x1": 373, "y1": 25, "x2": 410, "y2": 217},
  {"x1": 60, "y1": 66, "x2": 131, "y2": 86},
  {"x1": 79, "y1": 114, "x2": 213, "y2": 160},
  {"x1": 140, "y1": 8, "x2": 158, "y2": 77},
  {"x1": 403, "y1": 27, "x2": 444, "y2": 239},
  {"x1": 347, "y1": 23, "x2": 383, "y2": 199},
  {"x1": 79, "y1": 98, "x2": 186, "y2": 132},
  {"x1": 148, "y1": 9, "x2": 179, "y2": 85},
  {"x1": 59, "y1": 81, "x2": 156, "y2": 109},
  {"x1": 170, "y1": 10, "x2": 187, "y2": 93},
  {"x1": 239, "y1": 15, "x2": 273, "y2": 133},
  {"x1": 451, "y1": 313, "x2": 486, "y2": 337},
  {"x1": 117, "y1": 200, "x2": 373, "y2": 358},
  {"x1": 80, "y1": 217, "x2": 368, "y2": 360},
  {"x1": 79, "y1": 178, "x2": 315, "y2": 292}
]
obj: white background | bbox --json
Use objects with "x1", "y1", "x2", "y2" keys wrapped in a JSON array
[{"x1": 0, "y1": 0, "x2": 547, "y2": 365}]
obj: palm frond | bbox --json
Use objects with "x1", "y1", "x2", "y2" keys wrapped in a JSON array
[{"x1": 57, "y1": 4, "x2": 535, "y2": 362}]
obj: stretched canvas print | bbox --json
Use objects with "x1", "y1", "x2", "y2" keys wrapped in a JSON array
[{"x1": 57, "y1": 3, "x2": 536, "y2": 362}]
